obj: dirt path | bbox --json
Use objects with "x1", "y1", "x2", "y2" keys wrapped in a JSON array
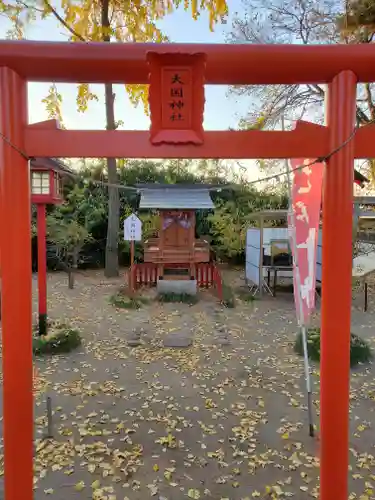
[{"x1": 2, "y1": 269, "x2": 375, "y2": 499}]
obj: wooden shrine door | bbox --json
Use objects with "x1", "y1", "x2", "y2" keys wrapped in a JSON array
[
  {"x1": 165, "y1": 224, "x2": 187, "y2": 248},
  {"x1": 162, "y1": 211, "x2": 191, "y2": 248}
]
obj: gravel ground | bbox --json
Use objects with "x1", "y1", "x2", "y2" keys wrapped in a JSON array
[{"x1": 1, "y1": 268, "x2": 375, "y2": 500}]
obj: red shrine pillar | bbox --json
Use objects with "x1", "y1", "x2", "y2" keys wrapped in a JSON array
[
  {"x1": 0, "y1": 67, "x2": 34, "y2": 500},
  {"x1": 320, "y1": 70, "x2": 357, "y2": 500}
]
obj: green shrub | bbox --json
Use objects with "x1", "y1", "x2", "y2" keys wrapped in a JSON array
[
  {"x1": 221, "y1": 282, "x2": 235, "y2": 308},
  {"x1": 109, "y1": 293, "x2": 149, "y2": 309},
  {"x1": 236, "y1": 287, "x2": 256, "y2": 303},
  {"x1": 294, "y1": 327, "x2": 372, "y2": 367},
  {"x1": 157, "y1": 292, "x2": 198, "y2": 305},
  {"x1": 33, "y1": 323, "x2": 82, "y2": 355}
]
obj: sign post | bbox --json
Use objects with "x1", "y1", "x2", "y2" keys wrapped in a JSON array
[{"x1": 124, "y1": 214, "x2": 142, "y2": 294}]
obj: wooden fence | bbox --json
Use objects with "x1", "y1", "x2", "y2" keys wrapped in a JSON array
[
  {"x1": 131, "y1": 263, "x2": 158, "y2": 288},
  {"x1": 212, "y1": 264, "x2": 223, "y2": 301}
]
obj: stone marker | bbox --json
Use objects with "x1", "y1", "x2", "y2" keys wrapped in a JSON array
[
  {"x1": 127, "y1": 339, "x2": 142, "y2": 347},
  {"x1": 215, "y1": 337, "x2": 231, "y2": 346},
  {"x1": 163, "y1": 333, "x2": 193, "y2": 348},
  {"x1": 214, "y1": 325, "x2": 231, "y2": 346},
  {"x1": 127, "y1": 328, "x2": 143, "y2": 347}
]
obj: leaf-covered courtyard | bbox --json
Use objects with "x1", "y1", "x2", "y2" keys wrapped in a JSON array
[{"x1": 4, "y1": 270, "x2": 375, "y2": 499}]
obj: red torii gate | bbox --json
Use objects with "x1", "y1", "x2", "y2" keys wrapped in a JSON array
[{"x1": 0, "y1": 41, "x2": 372, "y2": 500}]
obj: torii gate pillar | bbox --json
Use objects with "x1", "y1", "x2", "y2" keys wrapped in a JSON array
[
  {"x1": 0, "y1": 41, "x2": 369, "y2": 500},
  {"x1": 321, "y1": 70, "x2": 357, "y2": 500},
  {"x1": 0, "y1": 67, "x2": 33, "y2": 500}
]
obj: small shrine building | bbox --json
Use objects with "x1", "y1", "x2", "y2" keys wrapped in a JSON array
[{"x1": 133, "y1": 183, "x2": 222, "y2": 295}]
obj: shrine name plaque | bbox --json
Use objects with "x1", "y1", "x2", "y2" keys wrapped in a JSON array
[{"x1": 147, "y1": 52, "x2": 206, "y2": 145}]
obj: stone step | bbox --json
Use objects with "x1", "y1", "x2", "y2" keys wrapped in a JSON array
[{"x1": 162, "y1": 275, "x2": 191, "y2": 281}]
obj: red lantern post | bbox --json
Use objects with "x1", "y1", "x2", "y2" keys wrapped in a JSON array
[
  {"x1": 31, "y1": 159, "x2": 66, "y2": 335},
  {"x1": 37, "y1": 203, "x2": 47, "y2": 334}
]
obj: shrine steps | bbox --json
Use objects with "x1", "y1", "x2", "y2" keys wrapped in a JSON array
[
  {"x1": 163, "y1": 266, "x2": 191, "y2": 280},
  {"x1": 162, "y1": 274, "x2": 191, "y2": 281},
  {"x1": 157, "y1": 278, "x2": 197, "y2": 296}
]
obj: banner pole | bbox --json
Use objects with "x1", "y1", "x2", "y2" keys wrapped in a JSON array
[
  {"x1": 286, "y1": 159, "x2": 315, "y2": 437},
  {"x1": 283, "y1": 117, "x2": 315, "y2": 437}
]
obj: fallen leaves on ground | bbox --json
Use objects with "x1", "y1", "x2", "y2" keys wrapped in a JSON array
[{"x1": 4, "y1": 270, "x2": 373, "y2": 499}]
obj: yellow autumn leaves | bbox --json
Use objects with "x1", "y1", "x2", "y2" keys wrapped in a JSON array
[
  {"x1": 27, "y1": 269, "x2": 375, "y2": 500},
  {"x1": 77, "y1": 83, "x2": 99, "y2": 114},
  {"x1": 74, "y1": 480, "x2": 85, "y2": 491},
  {"x1": 1, "y1": 0, "x2": 228, "y2": 121},
  {"x1": 187, "y1": 488, "x2": 201, "y2": 499},
  {"x1": 41, "y1": 85, "x2": 64, "y2": 127}
]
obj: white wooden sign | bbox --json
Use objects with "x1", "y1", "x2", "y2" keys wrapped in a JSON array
[{"x1": 124, "y1": 214, "x2": 142, "y2": 241}]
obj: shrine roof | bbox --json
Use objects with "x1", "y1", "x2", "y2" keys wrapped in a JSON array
[
  {"x1": 135, "y1": 183, "x2": 225, "y2": 190},
  {"x1": 31, "y1": 157, "x2": 74, "y2": 176},
  {"x1": 138, "y1": 185, "x2": 215, "y2": 210}
]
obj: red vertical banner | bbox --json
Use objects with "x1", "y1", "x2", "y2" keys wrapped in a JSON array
[{"x1": 288, "y1": 158, "x2": 324, "y2": 325}]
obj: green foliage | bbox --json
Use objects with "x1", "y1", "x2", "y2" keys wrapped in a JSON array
[
  {"x1": 157, "y1": 292, "x2": 199, "y2": 305},
  {"x1": 46, "y1": 184, "x2": 96, "y2": 271},
  {"x1": 221, "y1": 282, "x2": 236, "y2": 308},
  {"x1": 294, "y1": 328, "x2": 373, "y2": 367},
  {"x1": 118, "y1": 204, "x2": 159, "y2": 261},
  {"x1": 37, "y1": 159, "x2": 288, "y2": 269},
  {"x1": 109, "y1": 293, "x2": 149, "y2": 309},
  {"x1": 47, "y1": 217, "x2": 91, "y2": 254},
  {"x1": 208, "y1": 185, "x2": 287, "y2": 260},
  {"x1": 33, "y1": 323, "x2": 82, "y2": 355},
  {"x1": 236, "y1": 287, "x2": 256, "y2": 303}
]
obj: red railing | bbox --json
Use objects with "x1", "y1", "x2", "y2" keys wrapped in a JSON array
[
  {"x1": 212, "y1": 265, "x2": 223, "y2": 301},
  {"x1": 196, "y1": 263, "x2": 223, "y2": 301},
  {"x1": 196, "y1": 263, "x2": 214, "y2": 287},
  {"x1": 130, "y1": 263, "x2": 158, "y2": 289},
  {"x1": 128, "y1": 262, "x2": 223, "y2": 301}
]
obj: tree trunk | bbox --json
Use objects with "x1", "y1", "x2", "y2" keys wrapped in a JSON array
[
  {"x1": 104, "y1": 86, "x2": 119, "y2": 277},
  {"x1": 68, "y1": 267, "x2": 74, "y2": 289},
  {"x1": 102, "y1": 0, "x2": 120, "y2": 277},
  {"x1": 65, "y1": 254, "x2": 73, "y2": 289}
]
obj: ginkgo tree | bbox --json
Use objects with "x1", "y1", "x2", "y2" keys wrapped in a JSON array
[{"x1": 3, "y1": 0, "x2": 228, "y2": 277}]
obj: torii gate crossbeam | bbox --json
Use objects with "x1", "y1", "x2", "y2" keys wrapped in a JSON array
[
  {"x1": 2, "y1": 40, "x2": 375, "y2": 84},
  {"x1": 0, "y1": 41, "x2": 366, "y2": 500},
  {"x1": 23, "y1": 119, "x2": 375, "y2": 159}
]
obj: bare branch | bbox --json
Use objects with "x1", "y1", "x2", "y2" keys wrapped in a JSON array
[
  {"x1": 365, "y1": 82, "x2": 375, "y2": 120},
  {"x1": 227, "y1": 0, "x2": 374, "y2": 129},
  {"x1": 15, "y1": 0, "x2": 44, "y2": 14},
  {"x1": 42, "y1": 0, "x2": 86, "y2": 42}
]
